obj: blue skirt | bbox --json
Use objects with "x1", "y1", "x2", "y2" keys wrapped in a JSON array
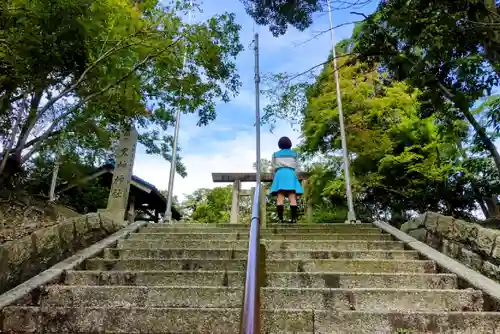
[{"x1": 270, "y1": 167, "x2": 304, "y2": 195}]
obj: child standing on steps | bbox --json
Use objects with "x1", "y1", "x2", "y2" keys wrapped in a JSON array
[{"x1": 270, "y1": 136, "x2": 304, "y2": 224}]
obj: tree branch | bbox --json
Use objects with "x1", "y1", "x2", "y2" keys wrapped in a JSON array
[
  {"x1": 17, "y1": 36, "x2": 183, "y2": 164},
  {"x1": 21, "y1": 130, "x2": 62, "y2": 150},
  {"x1": 8, "y1": 93, "x2": 24, "y2": 104},
  {"x1": 284, "y1": 53, "x2": 352, "y2": 83},
  {"x1": 293, "y1": 21, "x2": 362, "y2": 47},
  {"x1": 20, "y1": 46, "x2": 169, "y2": 163},
  {"x1": 37, "y1": 31, "x2": 180, "y2": 118},
  {"x1": 350, "y1": 11, "x2": 368, "y2": 19},
  {"x1": 14, "y1": 88, "x2": 44, "y2": 158}
]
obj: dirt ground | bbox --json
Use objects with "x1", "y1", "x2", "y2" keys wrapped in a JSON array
[{"x1": 0, "y1": 192, "x2": 78, "y2": 244}]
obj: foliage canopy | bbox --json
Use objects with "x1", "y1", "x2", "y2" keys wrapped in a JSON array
[{"x1": 0, "y1": 0, "x2": 243, "y2": 181}]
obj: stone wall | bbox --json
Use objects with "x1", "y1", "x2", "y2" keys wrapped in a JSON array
[
  {"x1": 0, "y1": 213, "x2": 124, "y2": 294},
  {"x1": 401, "y1": 212, "x2": 500, "y2": 281}
]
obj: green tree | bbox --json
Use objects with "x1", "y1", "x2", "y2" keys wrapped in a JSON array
[
  {"x1": 252, "y1": 0, "x2": 500, "y2": 175},
  {"x1": 187, "y1": 186, "x2": 232, "y2": 223},
  {"x1": 304, "y1": 156, "x2": 350, "y2": 223},
  {"x1": 0, "y1": 0, "x2": 243, "y2": 181},
  {"x1": 239, "y1": 0, "x2": 365, "y2": 36},
  {"x1": 21, "y1": 148, "x2": 110, "y2": 213},
  {"x1": 351, "y1": 2, "x2": 500, "y2": 174},
  {"x1": 263, "y1": 51, "x2": 490, "y2": 221},
  {"x1": 252, "y1": 158, "x2": 273, "y2": 173}
]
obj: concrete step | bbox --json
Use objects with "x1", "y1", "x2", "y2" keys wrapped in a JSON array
[
  {"x1": 266, "y1": 223, "x2": 374, "y2": 228},
  {"x1": 85, "y1": 258, "x2": 436, "y2": 273},
  {"x1": 141, "y1": 222, "x2": 373, "y2": 230},
  {"x1": 152, "y1": 223, "x2": 251, "y2": 228},
  {"x1": 4, "y1": 307, "x2": 500, "y2": 333},
  {"x1": 314, "y1": 310, "x2": 500, "y2": 333},
  {"x1": 40, "y1": 285, "x2": 482, "y2": 312},
  {"x1": 64, "y1": 270, "x2": 458, "y2": 289},
  {"x1": 127, "y1": 232, "x2": 392, "y2": 241},
  {"x1": 1, "y1": 306, "x2": 312, "y2": 333},
  {"x1": 140, "y1": 225, "x2": 383, "y2": 234},
  {"x1": 117, "y1": 239, "x2": 405, "y2": 251},
  {"x1": 104, "y1": 248, "x2": 419, "y2": 260}
]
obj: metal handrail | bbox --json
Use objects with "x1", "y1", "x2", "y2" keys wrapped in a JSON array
[
  {"x1": 239, "y1": 184, "x2": 262, "y2": 334},
  {"x1": 240, "y1": 32, "x2": 262, "y2": 334}
]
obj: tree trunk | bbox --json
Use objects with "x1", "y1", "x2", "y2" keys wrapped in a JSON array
[
  {"x1": 461, "y1": 106, "x2": 500, "y2": 174},
  {"x1": 0, "y1": 107, "x2": 24, "y2": 176},
  {"x1": 13, "y1": 90, "x2": 43, "y2": 162},
  {"x1": 390, "y1": 208, "x2": 407, "y2": 228},
  {"x1": 472, "y1": 185, "x2": 490, "y2": 218},
  {"x1": 477, "y1": 198, "x2": 490, "y2": 219},
  {"x1": 484, "y1": 195, "x2": 500, "y2": 218},
  {"x1": 0, "y1": 156, "x2": 23, "y2": 188}
]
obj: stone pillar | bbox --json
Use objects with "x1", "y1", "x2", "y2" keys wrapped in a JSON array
[
  {"x1": 230, "y1": 180, "x2": 241, "y2": 224},
  {"x1": 302, "y1": 179, "x2": 313, "y2": 224},
  {"x1": 100, "y1": 126, "x2": 138, "y2": 224}
]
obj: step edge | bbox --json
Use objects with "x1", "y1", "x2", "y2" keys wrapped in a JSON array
[
  {"x1": 43, "y1": 285, "x2": 476, "y2": 293},
  {"x1": 4, "y1": 305, "x2": 500, "y2": 316},
  {"x1": 106, "y1": 248, "x2": 418, "y2": 253},
  {"x1": 64, "y1": 270, "x2": 455, "y2": 277}
]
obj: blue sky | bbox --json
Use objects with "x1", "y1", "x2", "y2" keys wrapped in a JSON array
[{"x1": 133, "y1": 0, "x2": 379, "y2": 198}]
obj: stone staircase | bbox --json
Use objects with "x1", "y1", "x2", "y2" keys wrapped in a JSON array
[{"x1": 2, "y1": 222, "x2": 500, "y2": 333}]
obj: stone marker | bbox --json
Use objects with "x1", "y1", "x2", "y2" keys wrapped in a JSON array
[{"x1": 100, "y1": 126, "x2": 138, "y2": 223}]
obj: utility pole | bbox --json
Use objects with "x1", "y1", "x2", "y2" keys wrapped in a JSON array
[
  {"x1": 49, "y1": 132, "x2": 70, "y2": 202},
  {"x1": 48, "y1": 157, "x2": 59, "y2": 202},
  {"x1": 326, "y1": 0, "x2": 358, "y2": 223},
  {"x1": 163, "y1": 4, "x2": 192, "y2": 223},
  {"x1": 254, "y1": 33, "x2": 261, "y2": 184}
]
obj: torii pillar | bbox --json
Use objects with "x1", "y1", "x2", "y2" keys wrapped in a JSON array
[
  {"x1": 213, "y1": 172, "x2": 310, "y2": 225},
  {"x1": 230, "y1": 180, "x2": 241, "y2": 224}
]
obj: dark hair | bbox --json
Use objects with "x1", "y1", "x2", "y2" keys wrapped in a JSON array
[{"x1": 278, "y1": 136, "x2": 292, "y2": 149}]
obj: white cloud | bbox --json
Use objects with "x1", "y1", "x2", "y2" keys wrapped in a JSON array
[{"x1": 231, "y1": 89, "x2": 257, "y2": 110}]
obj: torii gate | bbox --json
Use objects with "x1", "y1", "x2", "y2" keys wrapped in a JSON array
[{"x1": 211, "y1": 172, "x2": 313, "y2": 225}]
